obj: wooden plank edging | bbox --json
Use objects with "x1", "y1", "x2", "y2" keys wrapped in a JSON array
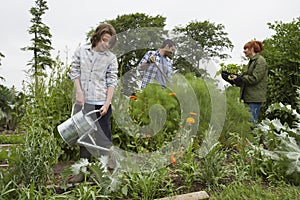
[
  {"x1": 155, "y1": 191, "x2": 209, "y2": 200},
  {"x1": 0, "y1": 144, "x2": 23, "y2": 148}
]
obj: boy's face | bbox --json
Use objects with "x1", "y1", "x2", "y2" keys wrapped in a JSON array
[{"x1": 95, "y1": 33, "x2": 112, "y2": 51}]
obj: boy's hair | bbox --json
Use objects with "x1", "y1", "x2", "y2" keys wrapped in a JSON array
[
  {"x1": 161, "y1": 39, "x2": 175, "y2": 48},
  {"x1": 90, "y1": 23, "x2": 117, "y2": 48}
]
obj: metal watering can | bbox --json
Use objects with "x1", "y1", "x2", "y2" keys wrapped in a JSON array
[{"x1": 57, "y1": 105, "x2": 100, "y2": 146}]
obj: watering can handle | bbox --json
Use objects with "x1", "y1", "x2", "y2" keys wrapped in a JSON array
[
  {"x1": 71, "y1": 103, "x2": 76, "y2": 117},
  {"x1": 71, "y1": 104, "x2": 102, "y2": 122},
  {"x1": 71, "y1": 103, "x2": 83, "y2": 117},
  {"x1": 85, "y1": 110, "x2": 102, "y2": 123}
]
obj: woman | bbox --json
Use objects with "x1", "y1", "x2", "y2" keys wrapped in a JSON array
[{"x1": 224, "y1": 40, "x2": 268, "y2": 123}]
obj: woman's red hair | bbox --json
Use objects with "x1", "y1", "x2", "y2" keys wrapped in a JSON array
[{"x1": 244, "y1": 40, "x2": 264, "y2": 53}]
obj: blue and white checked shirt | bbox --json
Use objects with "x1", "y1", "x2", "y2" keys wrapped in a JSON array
[
  {"x1": 138, "y1": 50, "x2": 173, "y2": 89},
  {"x1": 69, "y1": 45, "x2": 118, "y2": 105}
]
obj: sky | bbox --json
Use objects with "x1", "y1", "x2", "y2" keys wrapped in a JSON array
[{"x1": 0, "y1": 0, "x2": 299, "y2": 91}]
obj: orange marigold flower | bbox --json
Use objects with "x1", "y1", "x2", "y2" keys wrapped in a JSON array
[
  {"x1": 129, "y1": 95, "x2": 137, "y2": 100},
  {"x1": 169, "y1": 92, "x2": 176, "y2": 96},
  {"x1": 170, "y1": 155, "x2": 176, "y2": 165},
  {"x1": 189, "y1": 112, "x2": 197, "y2": 116},
  {"x1": 186, "y1": 117, "x2": 195, "y2": 124}
]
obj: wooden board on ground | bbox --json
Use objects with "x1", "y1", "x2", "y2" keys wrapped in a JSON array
[{"x1": 155, "y1": 191, "x2": 209, "y2": 200}]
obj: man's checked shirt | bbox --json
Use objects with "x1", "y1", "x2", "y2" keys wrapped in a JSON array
[{"x1": 138, "y1": 50, "x2": 173, "y2": 89}]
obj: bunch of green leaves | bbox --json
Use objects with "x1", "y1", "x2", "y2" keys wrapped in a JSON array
[
  {"x1": 0, "y1": 85, "x2": 25, "y2": 130},
  {"x1": 250, "y1": 93, "x2": 300, "y2": 184},
  {"x1": 0, "y1": 54, "x2": 74, "y2": 188},
  {"x1": 198, "y1": 143, "x2": 229, "y2": 190},
  {"x1": 0, "y1": 145, "x2": 19, "y2": 166},
  {"x1": 130, "y1": 83, "x2": 180, "y2": 130},
  {"x1": 219, "y1": 86, "x2": 252, "y2": 147},
  {"x1": 113, "y1": 83, "x2": 181, "y2": 153},
  {"x1": 11, "y1": 125, "x2": 61, "y2": 187},
  {"x1": 118, "y1": 167, "x2": 172, "y2": 200},
  {"x1": 174, "y1": 144, "x2": 201, "y2": 193},
  {"x1": 212, "y1": 180, "x2": 300, "y2": 200},
  {"x1": 69, "y1": 184, "x2": 109, "y2": 200},
  {"x1": 20, "y1": 54, "x2": 75, "y2": 161},
  {"x1": 215, "y1": 63, "x2": 243, "y2": 77},
  {"x1": 0, "y1": 134, "x2": 25, "y2": 144}
]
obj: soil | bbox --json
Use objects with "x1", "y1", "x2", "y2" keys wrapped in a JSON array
[{"x1": 52, "y1": 161, "x2": 75, "y2": 184}]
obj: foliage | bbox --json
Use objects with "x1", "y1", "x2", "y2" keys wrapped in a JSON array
[
  {"x1": 262, "y1": 17, "x2": 300, "y2": 114},
  {"x1": 119, "y1": 168, "x2": 172, "y2": 200},
  {"x1": 0, "y1": 134, "x2": 25, "y2": 144},
  {"x1": 0, "y1": 52, "x2": 4, "y2": 81},
  {"x1": 112, "y1": 82, "x2": 183, "y2": 153},
  {"x1": 2, "y1": 54, "x2": 73, "y2": 187},
  {"x1": 21, "y1": 0, "x2": 54, "y2": 94},
  {"x1": 197, "y1": 142, "x2": 229, "y2": 190},
  {"x1": 10, "y1": 126, "x2": 61, "y2": 187},
  {"x1": 215, "y1": 62, "x2": 244, "y2": 77},
  {"x1": 212, "y1": 181, "x2": 300, "y2": 200},
  {"x1": 174, "y1": 144, "x2": 201, "y2": 192},
  {"x1": 0, "y1": 51, "x2": 4, "y2": 64},
  {"x1": 0, "y1": 134, "x2": 25, "y2": 164},
  {"x1": 173, "y1": 56, "x2": 208, "y2": 77},
  {"x1": 184, "y1": 75, "x2": 252, "y2": 148},
  {"x1": 129, "y1": 84, "x2": 181, "y2": 147},
  {"x1": 0, "y1": 85, "x2": 25, "y2": 130},
  {"x1": 220, "y1": 86, "x2": 252, "y2": 146},
  {"x1": 173, "y1": 20, "x2": 233, "y2": 71},
  {"x1": 86, "y1": 13, "x2": 167, "y2": 78},
  {"x1": 20, "y1": 54, "x2": 75, "y2": 160},
  {"x1": 250, "y1": 91, "x2": 300, "y2": 185}
]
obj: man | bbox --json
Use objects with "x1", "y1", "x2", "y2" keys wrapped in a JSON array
[{"x1": 138, "y1": 39, "x2": 176, "y2": 89}]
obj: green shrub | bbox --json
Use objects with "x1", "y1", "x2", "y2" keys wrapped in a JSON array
[{"x1": 11, "y1": 126, "x2": 62, "y2": 187}]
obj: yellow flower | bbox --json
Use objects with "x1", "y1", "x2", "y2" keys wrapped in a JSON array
[{"x1": 186, "y1": 117, "x2": 195, "y2": 124}]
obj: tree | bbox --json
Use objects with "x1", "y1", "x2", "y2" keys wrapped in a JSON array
[
  {"x1": 0, "y1": 52, "x2": 4, "y2": 65},
  {"x1": 22, "y1": 0, "x2": 54, "y2": 94},
  {"x1": 262, "y1": 17, "x2": 300, "y2": 111},
  {"x1": 172, "y1": 20, "x2": 233, "y2": 77},
  {"x1": 0, "y1": 52, "x2": 5, "y2": 81}
]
